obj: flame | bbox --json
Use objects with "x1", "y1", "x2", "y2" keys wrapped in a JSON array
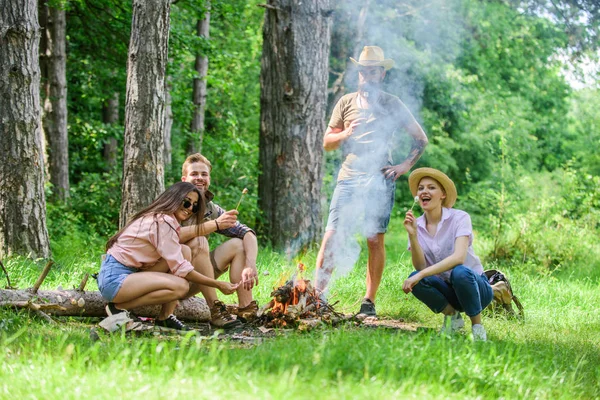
[{"x1": 268, "y1": 261, "x2": 319, "y2": 318}]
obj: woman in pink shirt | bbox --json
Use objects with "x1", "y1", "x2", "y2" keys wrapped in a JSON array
[
  {"x1": 402, "y1": 168, "x2": 492, "y2": 341},
  {"x1": 98, "y1": 182, "x2": 239, "y2": 331}
]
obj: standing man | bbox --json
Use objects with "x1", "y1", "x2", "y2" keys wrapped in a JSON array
[
  {"x1": 315, "y1": 46, "x2": 428, "y2": 316},
  {"x1": 180, "y1": 153, "x2": 259, "y2": 328}
]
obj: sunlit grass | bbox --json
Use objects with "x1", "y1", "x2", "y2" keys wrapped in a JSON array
[{"x1": 1, "y1": 215, "x2": 599, "y2": 399}]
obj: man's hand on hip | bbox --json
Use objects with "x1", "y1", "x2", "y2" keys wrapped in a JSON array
[{"x1": 381, "y1": 163, "x2": 411, "y2": 181}]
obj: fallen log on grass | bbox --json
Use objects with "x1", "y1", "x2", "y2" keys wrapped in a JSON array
[{"x1": 0, "y1": 289, "x2": 210, "y2": 322}]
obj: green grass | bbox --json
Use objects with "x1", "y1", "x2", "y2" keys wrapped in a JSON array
[{"x1": 1, "y1": 216, "x2": 599, "y2": 399}]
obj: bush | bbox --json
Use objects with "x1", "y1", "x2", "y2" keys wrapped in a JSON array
[{"x1": 466, "y1": 166, "x2": 600, "y2": 278}]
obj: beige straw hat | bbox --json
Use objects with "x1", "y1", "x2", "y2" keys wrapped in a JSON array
[
  {"x1": 408, "y1": 168, "x2": 457, "y2": 208},
  {"x1": 350, "y1": 46, "x2": 394, "y2": 70}
]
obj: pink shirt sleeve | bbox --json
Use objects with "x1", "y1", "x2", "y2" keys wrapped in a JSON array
[{"x1": 149, "y1": 215, "x2": 194, "y2": 277}]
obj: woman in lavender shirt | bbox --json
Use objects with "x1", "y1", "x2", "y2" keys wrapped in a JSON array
[{"x1": 402, "y1": 168, "x2": 493, "y2": 341}]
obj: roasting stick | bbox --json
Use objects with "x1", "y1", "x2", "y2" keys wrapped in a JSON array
[
  {"x1": 235, "y1": 188, "x2": 249, "y2": 211},
  {"x1": 410, "y1": 195, "x2": 419, "y2": 211}
]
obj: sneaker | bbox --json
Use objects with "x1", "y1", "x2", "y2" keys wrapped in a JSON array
[
  {"x1": 105, "y1": 302, "x2": 126, "y2": 316},
  {"x1": 210, "y1": 300, "x2": 242, "y2": 329},
  {"x1": 441, "y1": 311, "x2": 464, "y2": 335},
  {"x1": 472, "y1": 324, "x2": 487, "y2": 341},
  {"x1": 155, "y1": 314, "x2": 191, "y2": 332},
  {"x1": 358, "y1": 298, "x2": 376, "y2": 316},
  {"x1": 236, "y1": 300, "x2": 259, "y2": 322}
]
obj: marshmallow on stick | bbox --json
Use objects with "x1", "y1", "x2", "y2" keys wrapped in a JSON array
[
  {"x1": 410, "y1": 196, "x2": 419, "y2": 211},
  {"x1": 235, "y1": 188, "x2": 249, "y2": 210}
]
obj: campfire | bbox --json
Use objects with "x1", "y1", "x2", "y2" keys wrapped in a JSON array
[{"x1": 256, "y1": 263, "x2": 343, "y2": 328}]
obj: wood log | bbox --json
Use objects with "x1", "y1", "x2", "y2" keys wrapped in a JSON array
[{"x1": 0, "y1": 289, "x2": 210, "y2": 322}]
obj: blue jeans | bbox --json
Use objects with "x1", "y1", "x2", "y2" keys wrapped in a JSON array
[{"x1": 409, "y1": 265, "x2": 493, "y2": 317}]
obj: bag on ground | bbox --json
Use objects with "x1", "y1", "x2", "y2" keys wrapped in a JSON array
[{"x1": 484, "y1": 269, "x2": 524, "y2": 320}]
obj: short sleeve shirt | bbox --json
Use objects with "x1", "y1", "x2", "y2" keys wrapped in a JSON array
[
  {"x1": 107, "y1": 213, "x2": 194, "y2": 277},
  {"x1": 410, "y1": 208, "x2": 484, "y2": 281},
  {"x1": 181, "y1": 190, "x2": 255, "y2": 240},
  {"x1": 329, "y1": 92, "x2": 412, "y2": 182}
]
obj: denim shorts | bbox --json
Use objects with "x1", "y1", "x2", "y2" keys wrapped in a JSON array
[
  {"x1": 325, "y1": 176, "x2": 395, "y2": 236},
  {"x1": 97, "y1": 254, "x2": 138, "y2": 302}
]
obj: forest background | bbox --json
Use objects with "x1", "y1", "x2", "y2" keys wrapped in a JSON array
[
  {"x1": 14, "y1": 0, "x2": 596, "y2": 279},
  {"x1": 1, "y1": 0, "x2": 600, "y2": 398}
]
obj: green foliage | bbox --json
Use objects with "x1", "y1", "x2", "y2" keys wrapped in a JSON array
[
  {"x1": 465, "y1": 166, "x2": 600, "y2": 278},
  {"x1": 68, "y1": 118, "x2": 123, "y2": 182},
  {"x1": 166, "y1": 0, "x2": 263, "y2": 229},
  {"x1": 564, "y1": 88, "x2": 600, "y2": 175}
]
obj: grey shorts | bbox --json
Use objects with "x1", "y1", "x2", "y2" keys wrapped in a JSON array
[
  {"x1": 97, "y1": 255, "x2": 137, "y2": 302},
  {"x1": 325, "y1": 177, "x2": 395, "y2": 236}
]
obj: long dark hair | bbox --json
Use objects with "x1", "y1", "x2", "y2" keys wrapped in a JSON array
[{"x1": 106, "y1": 182, "x2": 205, "y2": 251}]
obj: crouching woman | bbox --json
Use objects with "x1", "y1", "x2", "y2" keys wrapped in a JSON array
[
  {"x1": 402, "y1": 168, "x2": 493, "y2": 341},
  {"x1": 98, "y1": 182, "x2": 239, "y2": 331}
]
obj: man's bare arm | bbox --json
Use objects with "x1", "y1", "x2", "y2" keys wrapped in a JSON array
[{"x1": 323, "y1": 118, "x2": 366, "y2": 151}]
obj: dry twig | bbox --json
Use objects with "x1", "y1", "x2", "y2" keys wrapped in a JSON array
[
  {"x1": 0, "y1": 259, "x2": 14, "y2": 289},
  {"x1": 78, "y1": 273, "x2": 90, "y2": 292},
  {"x1": 30, "y1": 260, "x2": 54, "y2": 294}
]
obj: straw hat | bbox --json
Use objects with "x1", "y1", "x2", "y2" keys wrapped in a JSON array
[
  {"x1": 408, "y1": 168, "x2": 457, "y2": 208},
  {"x1": 350, "y1": 46, "x2": 394, "y2": 70}
]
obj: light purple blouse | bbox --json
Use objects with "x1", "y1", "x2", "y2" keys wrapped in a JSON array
[{"x1": 409, "y1": 208, "x2": 484, "y2": 281}]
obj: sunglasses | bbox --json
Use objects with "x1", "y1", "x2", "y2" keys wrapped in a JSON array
[{"x1": 182, "y1": 199, "x2": 199, "y2": 213}]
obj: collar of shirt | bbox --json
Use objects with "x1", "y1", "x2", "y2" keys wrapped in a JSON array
[
  {"x1": 417, "y1": 207, "x2": 451, "y2": 237},
  {"x1": 204, "y1": 189, "x2": 215, "y2": 202}
]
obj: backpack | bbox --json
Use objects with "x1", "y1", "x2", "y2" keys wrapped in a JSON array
[{"x1": 484, "y1": 269, "x2": 524, "y2": 320}]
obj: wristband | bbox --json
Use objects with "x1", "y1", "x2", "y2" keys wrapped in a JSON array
[{"x1": 215, "y1": 220, "x2": 220, "y2": 231}]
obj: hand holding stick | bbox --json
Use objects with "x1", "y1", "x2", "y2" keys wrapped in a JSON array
[{"x1": 235, "y1": 188, "x2": 248, "y2": 211}]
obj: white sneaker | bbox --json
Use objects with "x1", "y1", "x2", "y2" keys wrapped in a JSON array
[
  {"x1": 472, "y1": 324, "x2": 487, "y2": 341},
  {"x1": 441, "y1": 312, "x2": 464, "y2": 335}
]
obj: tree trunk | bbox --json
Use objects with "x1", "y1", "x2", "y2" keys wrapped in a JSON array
[
  {"x1": 0, "y1": 289, "x2": 210, "y2": 321},
  {"x1": 102, "y1": 92, "x2": 119, "y2": 169},
  {"x1": 40, "y1": 1, "x2": 69, "y2": 201},
  {"x1": 0, "y1": 0, "x2": 51, "y2": 259},
  {"x1": 164, "y1": 79, "x2": 173, "y2": 166},
  {"x1": 120, "y1": 0, "x2": 171, "y2": 227},
  {"x1": 258, "y1": 0, "x2": 332, "y2": 251},
  {"x1": 188, "y1": 4, "x2": 210, "y2": 154}
]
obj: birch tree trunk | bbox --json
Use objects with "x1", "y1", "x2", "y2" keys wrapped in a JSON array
[
  {"x1": 258, "y1": 0, "x2": 332, "y2": 251},
  {"x1": 188, "y1": 4, "x2": 210, "y2": 154},
  {"x1": 120, "y1": 0, "x2": 171, "y2": 227},
  {"x1": 40, "y1": 1, "x2": 69, "y2": 201},
  {"x1": 0, "y1": 0, "x2": 51, "y2": 259}
]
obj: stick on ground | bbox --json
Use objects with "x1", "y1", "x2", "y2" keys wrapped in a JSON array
[
  {"x1": 0, "y1": 259, "x2": 13, "y2": 289},
  {"x1": 78, "y1": 273, "x2": 90, "y2": 292},
  {"x1": 30, "y1": 260, "x2": 54, "y2": 294}
]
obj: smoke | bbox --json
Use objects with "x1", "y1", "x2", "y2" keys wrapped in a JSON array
[{"x1": 319, "y1": 0, "x2": 467, "y2": 287}]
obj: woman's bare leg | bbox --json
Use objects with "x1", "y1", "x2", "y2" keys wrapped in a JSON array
[{"x1": 112, "y1": 261, "x2": 189, "y2": 319}]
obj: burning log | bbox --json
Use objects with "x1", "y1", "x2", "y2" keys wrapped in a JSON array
[{"x1": 256, "y1": 263, "x2": 346, "y2": 328}]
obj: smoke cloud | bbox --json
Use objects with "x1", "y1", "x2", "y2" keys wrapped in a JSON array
[{"x1": 319, "y1": 0, "x2": 467, "y2": 288}]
